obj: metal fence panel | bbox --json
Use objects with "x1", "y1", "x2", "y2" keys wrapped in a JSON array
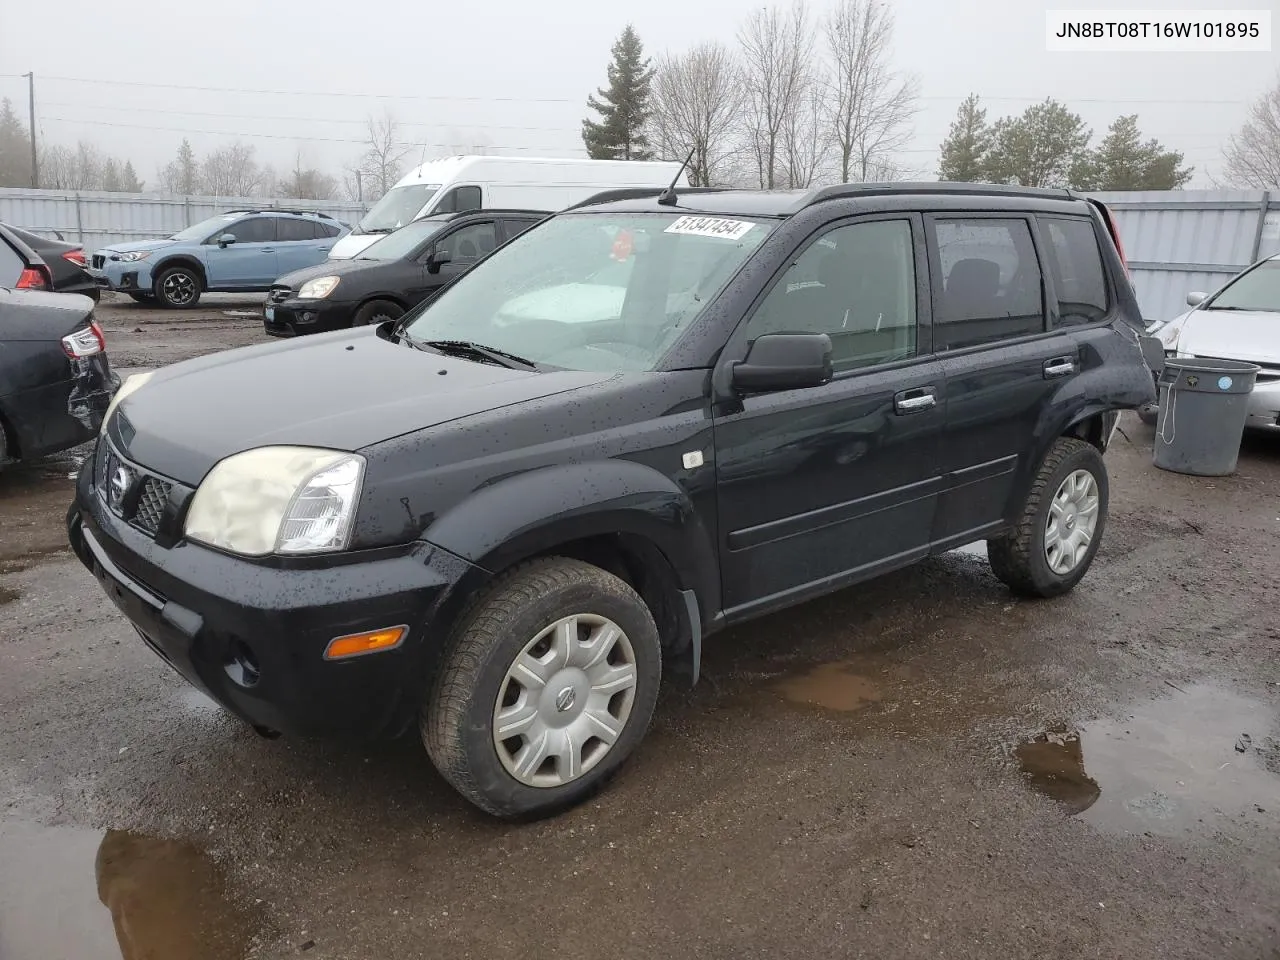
[{"x1": 0, "y1": 188, "x2": 368, "y2": 252}]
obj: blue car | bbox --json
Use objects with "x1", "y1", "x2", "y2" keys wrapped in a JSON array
[{"x1": 92, "y1": 209, "x2": 349, "y2": 309}]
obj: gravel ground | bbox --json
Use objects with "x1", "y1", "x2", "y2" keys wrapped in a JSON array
[{"x1": 1, "y1": 300, "x2": 1278, "y2": 959}]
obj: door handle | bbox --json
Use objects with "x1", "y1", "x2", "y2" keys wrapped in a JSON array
[
  {"x1": 1044, "y1": 356, "x2": 1076, "y2": 378},
  {"x1": 260, "y1": 247, "x2": 276, "y2": 253},
  {"x1": 894, "y1": 387, "x2": 937, "y2": 415}
]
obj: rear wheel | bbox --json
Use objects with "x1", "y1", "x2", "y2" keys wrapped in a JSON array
[
  {"x1": 423, "y1": 557, "x2": 662, "y2": 819},
  {"x1": 154, "y1": 266, "x2": 201, "y2": 309},
  {"x1": 351, "y1": 299, "x2": 403, "y2": 327},
  {"x1": 987, "y1": 437, "x2": 1108, "y2": 598}
]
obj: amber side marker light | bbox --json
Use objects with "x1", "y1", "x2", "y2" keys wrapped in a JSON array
[{"x1": 324, "y1": 625, "x2": 408, "y2": 661}]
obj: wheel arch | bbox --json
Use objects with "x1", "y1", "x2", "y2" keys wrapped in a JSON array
[{"x1": 152, "y1": 255, "x2": 207, "y2": 289}]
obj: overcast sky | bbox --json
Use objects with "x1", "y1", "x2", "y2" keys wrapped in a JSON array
[{"x1": 1, "y1": 0, "x2": 1275, "y2": 191}]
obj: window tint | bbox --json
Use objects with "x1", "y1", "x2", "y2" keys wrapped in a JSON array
[
  {"x1": 746, "y1": 219, "x2": 918, "y2": 371},
  {"x1": 315, "y1": 220, "x2": 342, "y2": 238},
  {"x1": 932, "y1": 218, "x2": 1043, "y2": 349},
  {"x1": 275, "y1": 218, "x2": 317, "y2": 242},
  {"x1": 1041, "y1": 216, "x2": 1108, "y2": 325},
  {"x1": 434, "y1": 186, "x2": 482, "y2": 215},
  {"x1": 436, "y1": 222, "x2": 498, "y2": 262},
  {"x1": 222, "y1": 217, "x2": 276, "y2": 243},
  {"x1": 501, "y1": 218, "x2": 538, "y2": 242},
  {"x1": 0, "y1": 235, "x2": 25, "y2": 287}
]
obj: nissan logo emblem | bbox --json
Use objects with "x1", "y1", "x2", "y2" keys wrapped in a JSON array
[{"x1": 109, "y1": 465, "x2": 132, "y2": 509}]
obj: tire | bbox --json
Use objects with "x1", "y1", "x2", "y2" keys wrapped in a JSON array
[
  {"x1": 127, "y1": 292, "x2": 155, "y2": 304},
  {"x1": 153, "y1": 265, "x2": 202, "y2": 309},
  {"x1": 423, "y1": 557, "x2": 662, "y2": 819},
  {"x1": 351, "y1": 299, "x2": 404, "y2": 327},
  {"x1": 987, "y1": 437, "x2": 1109, "y2": 598}
]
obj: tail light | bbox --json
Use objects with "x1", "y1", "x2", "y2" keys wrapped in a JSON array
[
  {"x1": 1090, "y1": 199, "x2": 1129, "y2": 278},
  {"x1": 16, "y1": 266, "x2": 51, "y2": 290},
  {"x1": 61, "y1": 320, "x2": 106, "y2": 358},
  {"x1": 62, "y1": 249, "x2": 88, "y2": 267}
]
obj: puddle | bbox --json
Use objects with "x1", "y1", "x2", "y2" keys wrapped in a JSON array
[
  {"x1": 1016, "y1": 683, "x2": 1280, "y2": 834},
  {"x1": 0, "y1": 821, "x2": 258, "y2": 960},
  {"x1": 777, "y1": 661, "x2": 885, "y2": 712},
  {"x1": 0, "y1": 584, "x2": 18, "y2": 605}
]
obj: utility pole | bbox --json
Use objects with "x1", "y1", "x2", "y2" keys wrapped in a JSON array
[
  {"x1": 355, "y1": 170, "x2": 363, "y2": 203},
  {"x1": 23, "y1": 72, "x2": 37, "y2": 188}
]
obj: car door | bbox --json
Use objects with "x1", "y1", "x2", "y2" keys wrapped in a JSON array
[
  {"x1": 422, "y1": 220, "x2": 499, "y2": 294},
  {"x1": 274, "y1": 217, "x2": 335, "y2": 276},
  {"x1": 713, "y1": 214, "x2": 946, "y2": 617},
  {"x1": 926, "y1": 214, "x2": 1082, "y2": 547},
  {"x1": 498, "y1": 217, "x2": 539, "y2": 243},
  {"x1": 203, "y1": 216, "x2": 278, "y2": 287}
]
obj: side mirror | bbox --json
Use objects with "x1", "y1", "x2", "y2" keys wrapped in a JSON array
[
  {"x1": 1186, "y1": 291, "x2": 1206, "y2": 307},
  {"x1": 217, "y1": 233, "x2": 237, "y2": 248},
  {"x1": 425, "y1": 250, "x2": 452, "y2": 275},
  {"x1": 732, "y1": 333, "x2": 833, "y2": 392}
]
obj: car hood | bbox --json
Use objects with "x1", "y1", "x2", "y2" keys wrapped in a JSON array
[
  {"x1": 110, "y1": 328, "x2": 612, "y2": 485},
  {"x1": 274, "y1": 257, "x2": 391, "y2": 292},
  {"x1": 99, "y1": 238, "x2": 177, "y2": 256},
  {"x1": 1161, "y1": 307, "x2": 1280, "y2": 364}
]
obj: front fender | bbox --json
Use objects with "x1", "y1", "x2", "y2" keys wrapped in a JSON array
[{"x1": 423, "y1": 459, "x2": 720, "y2": 620}]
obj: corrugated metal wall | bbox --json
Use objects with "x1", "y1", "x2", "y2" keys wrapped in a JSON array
[
  {"x1": 0, "y1": 188, "x2": 368, "y2": 251},
  {"x1": 1090, "y1": 190, "x2": 1278, "y2": 323}
]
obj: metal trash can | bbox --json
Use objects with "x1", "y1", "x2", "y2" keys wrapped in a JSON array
[{"x1": 1153, "y1": 358, "x2": 1260, "y2": 476}]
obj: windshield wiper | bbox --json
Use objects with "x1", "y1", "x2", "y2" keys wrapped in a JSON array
[
  {"x1": 361, "y1": 227, "x2": 393, "y2": 235},
  {"x1": 418, "y1": 338, "x2": 539, "y2": 370}
]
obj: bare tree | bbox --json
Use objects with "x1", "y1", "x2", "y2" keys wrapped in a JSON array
[
  {"x1": 358, "y1": 112, "x2": 412, "y2": 200},
  {"x1": 782, "y1": 87, "x2": 829, "y2": 187},
  {"x1": 823, "y1": 0, "x2": 918, "y2": 183},
  {"x1": 199, "y1": 142, "x2": 264, "y2": 197},
  {"x1": 39, "y1": 140, "x2": 103, "y2": 190},
  {"x1": 1222, "y1": 75, "x2": 1280, "y2": 188},
  {"x1": 280, "y1": 151, "x2": 338, "y2": 200},
  {"x1": 648, "y1": 42, "x2": 745, "y2": 186},
  {"x1": 738, "y1": 2, "x2": 815, "y2": 189}
]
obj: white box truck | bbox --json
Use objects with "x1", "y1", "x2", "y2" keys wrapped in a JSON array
[{"x1": 329, "y1": 155, "x2": 690, "y2": 260}]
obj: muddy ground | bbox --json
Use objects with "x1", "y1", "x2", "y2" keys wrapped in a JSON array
[{"x1": 1, "y1": 294, "x2": 1278, "y2": 959}]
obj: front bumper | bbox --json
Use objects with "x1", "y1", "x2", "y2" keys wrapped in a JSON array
[
  {"x1": 67, "y1": 454, "x2": 483, "y2": 738},
  {"x1": 96, "y1": 259, "x2": 154, "y2": 292},
  {"x1": 1244, "y1": 377, "x2": 1280, "y2": 432},
  {"x1": 263, "y1": 298, "x2": 356, "y2": 337}
]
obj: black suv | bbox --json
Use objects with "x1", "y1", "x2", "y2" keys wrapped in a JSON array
[
  {"x1": 263, "y1": 209, "x2": 547, "y2": 336},
  {"x1": 67, "y1": 182, "x2": 1155, "y2": 819}
]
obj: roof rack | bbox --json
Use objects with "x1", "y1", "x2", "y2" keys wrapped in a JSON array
[
  {"x1": 566, "y1": 187, "x2": 730, "y2": 211},
  {"x1": 223, "y1": 208, "x2": 338, "y2": 219},
  {"x1": 799, "y1": 181, "x2": 1073, "y2": 209}
]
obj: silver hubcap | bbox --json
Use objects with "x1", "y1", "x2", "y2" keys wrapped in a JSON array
[
  {"x1": 493, "y1": 614, "x2": 637, "y2": 788},
  {"x1": 1044, "y1": 469, "x2": 1100, "y2": 574},
  {"x1": 163, "y1": 272, "x2": 196, "y2": 304}
]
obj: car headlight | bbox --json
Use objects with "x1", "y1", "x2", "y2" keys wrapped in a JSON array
[
  {"x1": 298, "y1": 276, "x2": 341, "y2": 299},
  {"x1": 100, "y1": 371, "x2": 155, "y2": 432},
  {"x1": 117, "y1": 251, "x2": 152, "y2": 263},
  {"x1": 184, "y1": 447, "x2": 364, "y2": 556}
]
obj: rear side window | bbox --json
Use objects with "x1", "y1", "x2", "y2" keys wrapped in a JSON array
[
  {"x1": 1040, "y1": 216, "x2": 1108, "y2": 325},
  {"x1": 275, "y1": 218, "x2": 315, "y2": 242},
  {"x1": 931, "y1": 218, "x2": 1044, "y2": 350}
]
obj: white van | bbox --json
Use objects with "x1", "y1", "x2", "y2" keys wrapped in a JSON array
[{"x1": 328, "y1": 156, "x2": 688, "y2": 259}]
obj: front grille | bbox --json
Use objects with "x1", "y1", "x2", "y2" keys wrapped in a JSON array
[
  {"x1": 96, "y1": 439, "x2": 176, "y2": 541},
  {"x1": 268, "y1": 286, "x2": 293, "y2": 303},
  {"x1": 132, "y1": 477, "x2": 172, "y2": 535},
  {"x1": 92, "y1": 253, "x2": 105, "y2": 270}
]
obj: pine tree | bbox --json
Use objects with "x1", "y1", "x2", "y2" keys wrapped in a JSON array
[
  {"x1": 1072, "y1": 115, "x2": 1192, "y2": 190},
  {"x1": 937, "y1": 94, "x2": 991, "y2": 182},
  {"x1": 121, "y1": 160, "x2": 144, "y2": 192},
  {"x1": 101, "y1": 158, "x2": 123, "y2": 191},
  {"x1": 582, "y1": 25, "x2": 656, "y2": 160},
  {"x1": 984, "y1": 98, "x2": 1090, "y2": 188},
  {"x1": 0, "y1": 98, "x2": 32, "y2": 187}
]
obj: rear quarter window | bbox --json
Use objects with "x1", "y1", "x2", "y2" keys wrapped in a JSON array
[{"x1": 1040, "y1": 216, "x2": 1108, "y2": 325}]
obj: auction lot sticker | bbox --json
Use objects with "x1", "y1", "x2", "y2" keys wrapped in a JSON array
[{"x1": 665, "y1": 217, "x2": 756, "y2": 241}]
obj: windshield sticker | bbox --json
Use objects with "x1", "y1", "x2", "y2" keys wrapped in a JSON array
[
  {"x1": 664, "y1": 216, "x2": 755, "y2": 241},
  {"x1": 611, "y1": 230, "x2": 634, "y2": 261}
]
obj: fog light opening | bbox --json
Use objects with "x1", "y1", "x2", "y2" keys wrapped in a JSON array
[
  {"x1": 224, "y1": 639, "x2": 261, "y2": 688},
  {"x1": 324, "y1": 625, "x2": 408, "y2": 661}
]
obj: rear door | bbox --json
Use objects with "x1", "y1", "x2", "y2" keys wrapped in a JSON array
[
  {"x1": 274, "y1": 217, "x2": 335, "y2": 276},
  {"x1": 927, "y1": 214, "x2": 1082, "y2": 548},
  {"x1": 204, "y1": 216, "x2": 278, "y2": 287},
  {"x1": 713, "y1": 214, "x2": 947, "y2": 617}
]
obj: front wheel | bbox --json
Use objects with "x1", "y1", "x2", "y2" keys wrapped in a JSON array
[
  {"x1": 153, "y1": 266, "x2": 201, "y2": 309},
  {"x1": 351, "y1": 299, "x2": 403, "y2": 327},
  {"x1": 422, "y1": 558, "x2": 662, "y2": 819},
  {"x1": 987, "y1": 437, "x2": 1109, "y2": 598}
]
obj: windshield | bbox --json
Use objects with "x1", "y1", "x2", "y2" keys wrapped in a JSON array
[
  {"x1": 358, "y1": 184, "x2": 441, "y2": 233},
  {"x1": 358, "y1": 220, "x2": 445, "y2": 260},
  {"x1": 402, "y1": 212, "x2": 773, "y2": 372},
  {"x1": 1207, "y1": 260, "x2": 1280, "y2": 312},
  {"x1": 169, "y1": 214, "x2": 239, "y2": 242}
]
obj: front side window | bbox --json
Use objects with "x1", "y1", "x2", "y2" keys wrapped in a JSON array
[
  {"x1": 1041, "y1": 216, "x2": 1108, "y2": 326},
  {"x1": 745, "y1": 219, "x2": 918, "y2": 371},
  {"x1": 436, "y1": 222, "x2": 497, "y2": 263},
  {"x1": 219, "y1": 217, "x2": 276, "y2": 244},
  {"x1": 1207, "y1": 260, "x2": 1280, "y2": 312},
  {"x1": 359, "y1": 220, "x2": 445, "y2": 261},
  {"x1": 932, "y1": 218, "x2": 1044, "y2": 349},
  {"x1": 402, "y1": 212, "x2": 773, "y2": 372},
  {"x1": 169, "y1": 214, "x2": 239, "y2": 242}
]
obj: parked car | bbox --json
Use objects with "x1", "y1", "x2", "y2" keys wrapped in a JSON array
[
  {"x1": 327, "y1": 155, "x2": 688, "y2": 259},
  {"x1": 0, "y1": 288, "x2": 116, "y2": 465},
  {"x1": 1142, "y1": 252, "x2": 1280, "y2": 432},
  {"x1": 67, "y1": 182, "x2": 1154, "y2": 819},
  {"x1": 1, "y1": 222, "x2": 101, "y2": 301},
  {"x1": 264, "y1": 209, "x2": 546, "y2": 336},
  {"x1": 93, "y1": 210, "x2": 349, "y2": 309}
]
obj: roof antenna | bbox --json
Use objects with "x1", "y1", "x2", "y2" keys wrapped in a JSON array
[{"x1": 656, "y1": 148, "x2": 695, "y2": 206}]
